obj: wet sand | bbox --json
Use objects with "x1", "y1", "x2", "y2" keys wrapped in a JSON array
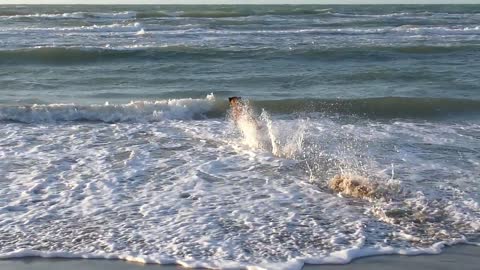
[{"x1": 0, "y1": 245, "x2": 478, "y2": 270}]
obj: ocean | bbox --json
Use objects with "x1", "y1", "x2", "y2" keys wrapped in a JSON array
[{"x1": 0, "y1": 4, "x2": 479, "y2": 270}]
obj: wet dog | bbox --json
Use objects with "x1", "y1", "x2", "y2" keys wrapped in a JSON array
[
  {"x1": 329, "y1": 174, "x2": 380, "y2": 200},
  {"x1": 228, "y1": 96, "x2": 243, "y2": 121},
  {"x1": 228, "y1": 96, "x2": 259, "y2": 127},
  {"x1": 228, "y1": 96, "x2": 271, "y2": 149}
]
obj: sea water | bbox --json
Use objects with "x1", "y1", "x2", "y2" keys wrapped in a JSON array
[{"x1": 0, "y1": 5, "x2": 479, "y2": 270}]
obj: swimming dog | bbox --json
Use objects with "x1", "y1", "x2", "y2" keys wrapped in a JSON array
[
  {"x1": 228, "y1": 96, "x2": 284, "y2": 155},
  {"x1": 228, "y1": 96, "x2": 259, "y2": 126},
  {"x1": 228, "y1": 96, "x2": 243, "y2": 121}
]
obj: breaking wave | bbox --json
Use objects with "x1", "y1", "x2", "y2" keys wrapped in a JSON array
[
  {"x1": 0, "y1": 11, "x2": 136, "y2": 20},
  {"x1": 0, "y1": 95, "x2": 218, "y2": 123},
  {"x1": 2, "y1": 96, "x2": 479, "y2": 123},
  {"x1": 0, "y1": 8, "x2": 332, "y2": 20}
]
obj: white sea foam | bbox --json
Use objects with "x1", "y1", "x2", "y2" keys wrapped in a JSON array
[
  {"x1": 1, "y1": 22, "x2": 143, "y2": 34},
  {"x1": 0, "y1": 105, "x2": 479, "y2": 270},
  {"x1": 136, "y1": 28, "x2": 146, "y2": 36},
  {"x1": 2, "y1": 12, "x2": 85, "y2": 19},
  {"x1": 1, "y1": 11, "x2": 137, "y2": 20},
  {"x1": 0, "y1": 238, "x2": 474, "y2": 270},
  {"x1": 88, "y1": 11, "x2": 137, "y2": 19}
]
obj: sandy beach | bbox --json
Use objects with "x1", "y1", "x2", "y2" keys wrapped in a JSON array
[{"x1": 0, "y1": 245, "x2": 478, "y2": 270}]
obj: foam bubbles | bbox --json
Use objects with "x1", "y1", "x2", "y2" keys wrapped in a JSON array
[
  {"x1": 0, "y1": 107, "x2": 478, "y2": 269},
  {"x1": 136, "y1": 28, "x2": 146, "y2": 36}
]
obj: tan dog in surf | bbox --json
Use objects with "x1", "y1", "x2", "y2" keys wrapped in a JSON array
[{"x1": 329, "y1": 174, "x2": 380, "y2": 200}]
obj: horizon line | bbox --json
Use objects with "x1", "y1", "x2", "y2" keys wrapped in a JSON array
[{"x1": 3, "y1": 3, "x2": 480, "y2": 5}]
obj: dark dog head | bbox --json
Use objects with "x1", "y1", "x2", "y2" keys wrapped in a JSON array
[{"x1": 229, "y1": 96, "x2": 242, "y2": 106}]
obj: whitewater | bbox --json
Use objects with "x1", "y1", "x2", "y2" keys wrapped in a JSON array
[
  {"x1": 1, "y1": 94, "x2": 479, "y2": 269},
  {"x1": 0, "y1": 4, "x2": 480, "y2": 270}
]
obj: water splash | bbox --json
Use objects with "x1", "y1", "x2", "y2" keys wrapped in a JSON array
[{"x1": 227, "y1": 100, "x2": 305, "y2": 159}]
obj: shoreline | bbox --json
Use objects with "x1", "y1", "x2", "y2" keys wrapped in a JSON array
[{"x1": 0, "y1": 244, "x2": 478, "y2": 270}]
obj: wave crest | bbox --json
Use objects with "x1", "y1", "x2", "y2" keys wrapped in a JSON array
[
  {"x1": 1, "y1": 11, "x2": 136, "y2": 20},
  {"x1": 0, "y1": 94, "x2": 216, "y2": 123}
]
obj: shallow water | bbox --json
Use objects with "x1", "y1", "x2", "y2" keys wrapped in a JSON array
[{"x1": 0, "y1": 4, "x2": 479, "y2": 270}]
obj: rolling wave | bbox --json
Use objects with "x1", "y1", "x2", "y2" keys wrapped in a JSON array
[
  {"x1": 0, "y1": 8, "x2": 333, "y2": 20},
  {"x1": 7, "y1": 24, "x2": 480, "y2": 36},
  {"x1": 170, "y1": 8, "x2": 329, "y2": 18},
  {"x1": 250, "y1": 97, "x2": 480, "y2": 118},
  {"x1": 15, "y1": 22, "x2": 142, "y2": 33},
  {"x1": 0, "y1": 11, "x2": 136, "y2": 20},
  {"x1": 2, "y1": 8, "x2": 479, "y2": 20},
  {"x1": 1, "y1": 96, "x2": 479, "y2": 123},
  {"x1": 1, "y1": 44, "x2": 478, "y2": 65}
]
